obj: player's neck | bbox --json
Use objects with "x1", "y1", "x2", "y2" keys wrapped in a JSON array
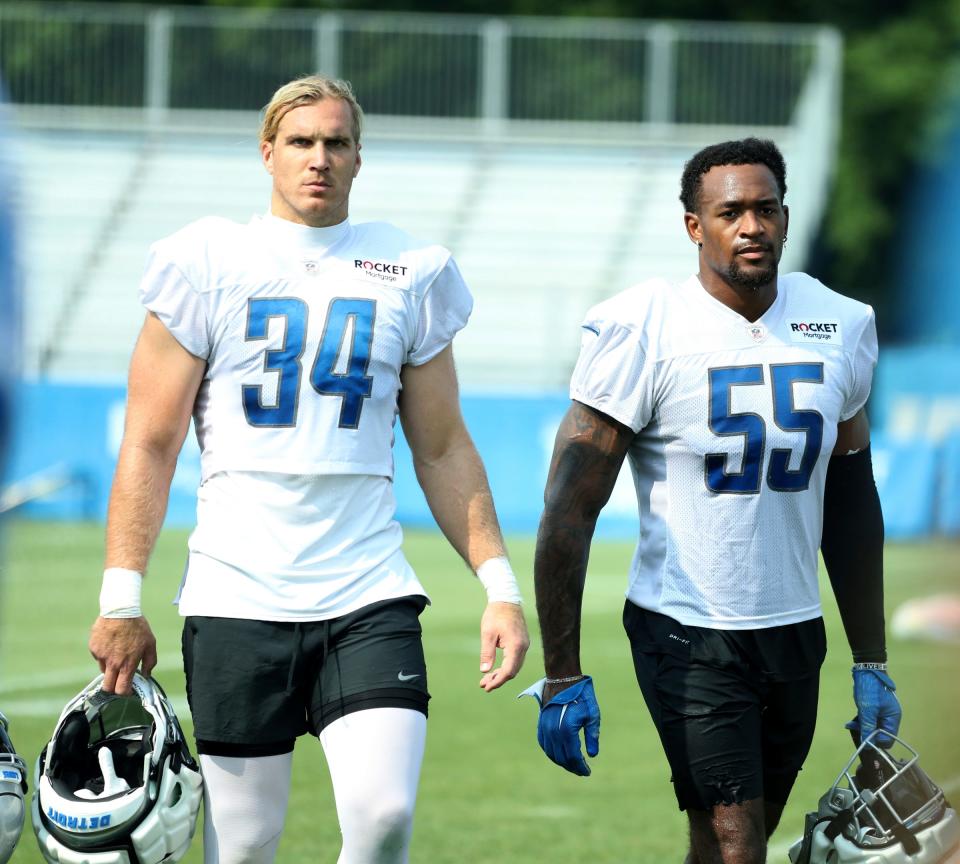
[{"x1": 697, "y1": 272, "x2": 778, "y2": 323}]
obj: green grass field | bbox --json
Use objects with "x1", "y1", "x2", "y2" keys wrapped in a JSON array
[{"x1": 2, "y1": 520, "x2": 958, "y2": 863}]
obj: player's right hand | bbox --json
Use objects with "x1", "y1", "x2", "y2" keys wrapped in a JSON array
[
  {"x1": 88, "y1": 616, "x2": 157, "y2": 695},
  {"x1": 478, "y1": 601, "x2": 530, "y2": 692},
  {"x1": 520, "y1": 675, "x2": 600, "y2": 776}
]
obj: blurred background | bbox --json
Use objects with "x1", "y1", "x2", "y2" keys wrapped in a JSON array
[
  {"x1": 0, "y1": 1, "x2": 958, "y2": 862},
  {"x1": 3, "y1": 0, "x2": 959, "y2": 537}
]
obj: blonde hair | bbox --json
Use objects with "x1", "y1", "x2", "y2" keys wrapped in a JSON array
[{"x1": 259, "y1": 76, "x2": 364, "y2": 145}]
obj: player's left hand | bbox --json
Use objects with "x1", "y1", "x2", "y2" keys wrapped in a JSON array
[
  {"x1": 847, "y1": 666, "x2": 901, "y2": 748},
  {"x1": 478, "y1": 601, "x2": 529, "y2": 692},
  {"x1": 520, "y1": 676, "x2": 600, "y2": 776}
]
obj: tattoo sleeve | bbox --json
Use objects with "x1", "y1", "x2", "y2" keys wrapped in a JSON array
[{"x1": 534, "y1": 401, "x2": 633, "y2": 677}]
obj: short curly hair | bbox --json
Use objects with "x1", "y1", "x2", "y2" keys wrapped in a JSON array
[{"x1": 679, "y1": 138, "x2": 787, "y2": 213}]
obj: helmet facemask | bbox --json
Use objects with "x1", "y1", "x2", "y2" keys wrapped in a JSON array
[{"x1": 790, "y1": 732, "x2": 960, "y2": 864}]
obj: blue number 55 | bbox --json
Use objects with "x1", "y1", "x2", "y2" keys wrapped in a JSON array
[{"x1": 706, "y1": 362, "x2": 824, "y2": 494}]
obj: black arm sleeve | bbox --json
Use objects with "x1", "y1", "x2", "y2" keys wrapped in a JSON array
[{"x1": 820, "y1": 445, "x2": 887, "y2": 663}]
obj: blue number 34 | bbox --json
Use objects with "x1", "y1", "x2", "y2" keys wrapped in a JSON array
[
  {"x1": 241, "y1": 296, "x2": 376, "y2": 429},
  {"x1": 706, "y1": 363, "x2": 825, "y2": 493}
]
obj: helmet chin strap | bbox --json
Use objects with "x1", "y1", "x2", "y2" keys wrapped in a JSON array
[{"x1": 74, "y1": 747, "x2": 131, "y2": 800}]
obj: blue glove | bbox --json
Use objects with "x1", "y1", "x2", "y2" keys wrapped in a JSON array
[
  {"x1": 847, "y1": 667, "x2": 901, "y2": 748},
  {"x1": 520, "y1": 676, "x2": 600, "y2": 776}
]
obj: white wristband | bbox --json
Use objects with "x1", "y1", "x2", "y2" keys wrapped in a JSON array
[
  {"x1": 476, "y1": 557, "x2": 523, "y2": 605},
  {"x1": 100, "y1": 567, "x2": 143, "y2": 618}
]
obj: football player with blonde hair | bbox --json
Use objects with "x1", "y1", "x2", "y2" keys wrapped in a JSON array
[
  {"x1": 259, "y1": 75, "x2": 363, "y2": 145},
  {"x1": 89, "y1": 74, "x2": 529, "y2": 864}
]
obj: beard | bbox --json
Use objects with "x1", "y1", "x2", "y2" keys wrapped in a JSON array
[{"x1": 723, "y1": 257, "x2": 778, "y2": 291}]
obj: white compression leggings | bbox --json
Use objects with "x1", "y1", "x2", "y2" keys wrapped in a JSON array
[{"x1": 200, "y1": 708, "x2": 428, "y2": 864}]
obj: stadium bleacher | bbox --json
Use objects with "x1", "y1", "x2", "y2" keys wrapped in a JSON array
[
  {"x1": 8, "y1": 6, "x2": 875, "y2": 537},
  {"x1": 6, "y1": 9, "x2": 958, "y2": 541},
  {"x1": 16, "y1": 127, "x2": 806, "y2": 391},
  {"x1": 18, "y1": 132, "x2": 145, "y2": 376}
]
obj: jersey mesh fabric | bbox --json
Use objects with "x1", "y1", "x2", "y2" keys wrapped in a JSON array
[
  {"x1": 177, "y1": 471, "x2": 426, "y2": 620},
  {"x1": 140, "y1": 213, "x2": 470, "y2": 620},
  {"x1": 571, "y1": 273, "x2": 878, "y2": 630},
  {"x1": 139, "y1": 214, "x2": 472, "y2": 481}
]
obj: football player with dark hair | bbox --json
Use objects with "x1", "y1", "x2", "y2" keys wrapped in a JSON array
[
  {"x1": 526, "y1": 137, "x2": 898, "y2": 864},
  {"x1": 679, "y1": 137, "x2": 787, "y2": 216},
  {"x1": 88, "y1": 75, "x2": 529, "y2": 864}
]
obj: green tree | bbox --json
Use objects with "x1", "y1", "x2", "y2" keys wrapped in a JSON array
[{"x1": 18, "y1": 0, "x2": 960, "y2": 331}]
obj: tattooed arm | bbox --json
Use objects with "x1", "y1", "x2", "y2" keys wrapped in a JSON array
[{"x1": 535, "y1": 400, "x2": 634, "y2": 704}]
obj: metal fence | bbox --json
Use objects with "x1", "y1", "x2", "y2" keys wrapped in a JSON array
[{"x1": 0, "y1": 3, "x2": 837, "y2": 127}]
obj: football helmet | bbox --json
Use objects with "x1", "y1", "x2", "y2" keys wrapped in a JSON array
[
  {"x1": 31, "y1": 672, "x2": 203, "y2": 864},
  {"x1": 789, "y1": 731, "x2": 960, "y2": 863},
  {"x1": 0, "y1": 710, "x2": 27, "y2": 864}
]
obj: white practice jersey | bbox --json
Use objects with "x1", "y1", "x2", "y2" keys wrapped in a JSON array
[
  {"x1": 140, "y1": 213, "x2": 472, "y2": 620},
  {"x1": 571, "y1": 273, "x2": 878, "y2": 630}
]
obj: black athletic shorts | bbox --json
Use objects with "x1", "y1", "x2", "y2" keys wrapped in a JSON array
[
  {"x1": 623, "y1": 600, "x2": 825, "y2": 812},
  {"x1": 182, "y1": 595, "x2": 430, "y2": 758}
]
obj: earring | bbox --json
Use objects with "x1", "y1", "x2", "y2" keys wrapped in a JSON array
[
  {"x1": 697, "y1": 241, "x2": 703, "y2": 249},
  {"x1": 782, "y1": 235, "x2": 788, "y2": 244}
]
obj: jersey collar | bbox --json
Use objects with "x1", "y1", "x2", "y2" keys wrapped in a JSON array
[
  {"x1": 684, "y1": 274, "x2": 785, "y2": 326},
  {"x1": 680, "y1": 274, "x2": 787, "y2": 346},
  {"x1": 257, "y1": 212, "x2": 352, "y2": 256}
]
